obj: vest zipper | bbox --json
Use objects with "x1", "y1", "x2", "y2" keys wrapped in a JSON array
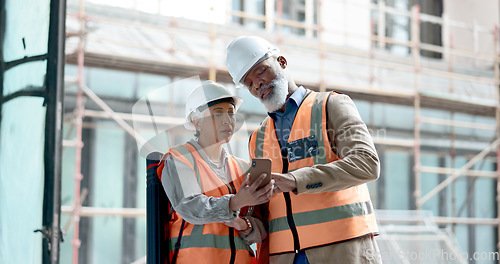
[
  {"x1": 283, "y1": 192, "x2": 301, "y2": 254},
  {"x1": 225, "y1": 169, "x2": 237, "y2": 264},
  {"x1": 281, "y1": 148, "x2": 301, "y2": 254},
  {"x1": 228, "y1": 227, "x2": 236, "y2": 264}
]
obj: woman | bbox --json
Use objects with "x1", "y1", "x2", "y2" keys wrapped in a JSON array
[{"x1": 157, "y1": 80, "x2": 273, "y2": 264}]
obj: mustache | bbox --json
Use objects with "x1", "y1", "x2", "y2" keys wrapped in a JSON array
[{"x1": 258, "y1": 83, "x2": 274, "y2": 98}]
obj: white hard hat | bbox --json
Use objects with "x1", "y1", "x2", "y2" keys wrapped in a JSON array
[
  {"x1": 184, "y1": 80, "x2": 243, "y2": 130},
  {"x1": 226, "y1": 36, "x2": 280, "y2": 88}
]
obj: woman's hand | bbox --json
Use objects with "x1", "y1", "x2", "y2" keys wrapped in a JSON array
[
  {"x1": 229, "y1": 173, "x2": 274, "y2": 212},
  {"x1": 224, "y1": 217, "x2": 247, "y2": 230},
  {"x1": 224, "y1": 217, "x2": 253, "y2": 236}
]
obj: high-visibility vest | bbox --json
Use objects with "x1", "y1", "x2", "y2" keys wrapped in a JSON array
[
  {"x1": 157, "y1": 142, "x2": 254, "y2": 264},
  {"x1": 249, "y1": 91, "x2": 378, "y2": 255}
]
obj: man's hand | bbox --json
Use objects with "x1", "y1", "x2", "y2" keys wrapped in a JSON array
[
  {"x1": 271, "y1": 173, "x2": 297, "y2": 194},
  {"x1": 224, "y1": 217, "x2": 247, "y2": 230},
  {"x1": 229, "y1": 173, "x2": 274, "y2": 212}
]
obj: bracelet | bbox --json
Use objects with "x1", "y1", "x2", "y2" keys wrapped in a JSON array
[{"x1": 240, "y1": 217, "x2": 252, "y2": 232}]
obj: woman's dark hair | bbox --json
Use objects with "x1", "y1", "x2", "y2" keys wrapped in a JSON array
[{"x1": 196, "y1": 97, "x2": 235, "y2": 112}]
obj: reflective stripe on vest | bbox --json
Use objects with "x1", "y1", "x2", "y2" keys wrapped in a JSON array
[
  {"x1": 249, "y1": 91, "x2": 378, "y2": 255},
  {"x1": 163, "y1": 143, "x2": 253, "y2": 262},
  {"x1": 169, "y1": 225, "x2": 250, "y2": 251}
]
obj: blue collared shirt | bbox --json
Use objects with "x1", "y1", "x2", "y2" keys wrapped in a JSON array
[{"x1": 268, "y1": 86, "x2": 307, "y2": 149}]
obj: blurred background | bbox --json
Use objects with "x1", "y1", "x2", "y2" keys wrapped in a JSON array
[{"x1": 1, "y1": 0, "x2": 500, "y2": 263}]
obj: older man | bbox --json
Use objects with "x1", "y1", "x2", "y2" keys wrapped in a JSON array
[{"x1": 226, "y1": 36, "x2": 382, "y2": 264}]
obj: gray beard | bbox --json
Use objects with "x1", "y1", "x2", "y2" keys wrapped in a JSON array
[{"x1": 260, "y1": 73, "x2": 289, "y2": 113}]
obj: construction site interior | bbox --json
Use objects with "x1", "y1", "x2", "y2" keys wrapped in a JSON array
[{"x1": 2, "y1": 0, "x2": 500, "y2": 263}]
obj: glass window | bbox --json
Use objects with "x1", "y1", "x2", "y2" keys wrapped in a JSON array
[
  {"x1": 454, "y1": 224, "x2": 469, "y2": 255},
  {"x1": 235, "y1": 87, "x2": 267, "y2": 114},
  {"x1": 87, "y1": 67, "x2": 135, "y2": 98},
  {"x1": 64, "y1": 64, "x2": 79, "y2": 94},
  {"x1": 231, "y1": 0, "x2": 318, "y2": 36},
  {"x1": 137, "y1": 73, "x2": 170, "y2": 102},
  {"x1": 448, "y1": 155, "x2": 468, "y2": 217},
  {"x1": 453, "y1": 112, "x2": 496, "y2": 140},
  {"x1": 3, "y1": 0, "x2": 49, "y2": 62},
  {"x1": 0, "y1": 97, "x2": 46, "y2": 263},
  {"x1": 91, "y1": 122, "x2": 125, "y2": 263},
  {"x1": 475, "y1": 225, "x2": 496, "y2": 260},
  {"x1": 279, "y1": 0, "x2": 317, "y2": 36},
  {"x1": 383, "y1": 150, "x2": 410, "y2": 210},
  {"x1": 420, "y1": 153, "x2": 440, "y2": 214},
  {"x1": 472, "y1": 115, "x2": 496, "y2": 140},
  {"x1": 60, "y1": 124, "x2": 76, "y2": 263},
  {"x1": 372, "y1": 103, "x2": 414, "y2": 131},
  {"x1": 418, "y1": 0, "x2": 443, "y2": 59},
  {"x1": 420, "y1": 108, "x2": 451, "y2": 135},
  {"x1": 473, "y1": 173, "x2": 495, "y2": 219},
  {"x1": 281, "y1": 0, "x2": 306, "y2": 35},
  {"x1": 3, "y1": 61, "x2": 47, "y2": 95},
  {"x1": 232, "y1": 0, "x2": 266, "y2": 29},
  {"x1": 371, "y1": 0, "x2": 443, "y2": 58},
  {"x1": 172, "y1": 76, "x2": 200, "y2": 107},
  {"x1": 1, "y1": 0, "x2": 52, "y2": 262},
  {"x1": 135, "y1": 155, "x2": 147, "y2": 259}
]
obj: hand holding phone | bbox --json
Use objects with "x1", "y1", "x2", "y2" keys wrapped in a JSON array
[
  {"x1": 247, "y1": 158, "x2": 272, "y2": 189},
  {"x1": 229, "y1": 158, "x2": 274, "y2": 211}
]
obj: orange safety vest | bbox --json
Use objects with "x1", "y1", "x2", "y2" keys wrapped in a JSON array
[
  {"x1": 249, "y1": 91, "x2": 378, "y2": 255},
  {"x1": 157, "y1": 142, "x2": 254, "y2": 264}
]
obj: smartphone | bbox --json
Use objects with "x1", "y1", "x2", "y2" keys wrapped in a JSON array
[{"x1": 246, "y1": 158, "x2": 272, "y2": 189}]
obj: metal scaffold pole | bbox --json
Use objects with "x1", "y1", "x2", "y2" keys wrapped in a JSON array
[
  {"x1": 42, "y1": 0, "x2": 66, "y2": 262},
  {"x1": 411, "y1": 4, "x2": 421, "y2": 210},
  {"x1": 71, "y1": 0, "x2": 86, "y2": 262},
  {"x1": 317, "y1": 0, "x2": 326, "y2": 93},
  {"x1": 209, "y1": 1, "x2": 216, "y2": 82},
  {"x1": 494, "y1": 24, "x2": 500, "y2": 264}
]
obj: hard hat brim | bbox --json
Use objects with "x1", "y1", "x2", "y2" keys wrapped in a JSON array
[
  {"x1": 185, "y1": 95, "x2": 243, "y2": 130},
  {"x1": 233, "y1": 49, "x2": 279, "y2": 88}
]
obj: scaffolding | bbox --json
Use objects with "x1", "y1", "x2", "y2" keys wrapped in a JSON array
[{"x1": 61, "y1": 0, "x2": 500, "y2": 263}]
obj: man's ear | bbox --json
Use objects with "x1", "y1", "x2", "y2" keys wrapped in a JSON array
[{"x1": 277, "y1": 56, "x2": 287, "y2": 69}]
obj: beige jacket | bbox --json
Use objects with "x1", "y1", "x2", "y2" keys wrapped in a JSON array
[{"x1": 266, "y1": 91, "x2": 382, "y2": 264}]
